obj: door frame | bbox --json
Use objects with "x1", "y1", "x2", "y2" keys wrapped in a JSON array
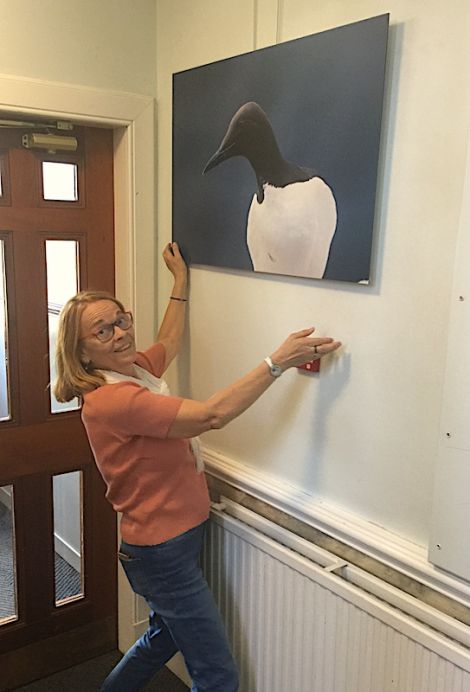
[{"x1": 0, "y1": 73, "x2": 154, "y2": 654}]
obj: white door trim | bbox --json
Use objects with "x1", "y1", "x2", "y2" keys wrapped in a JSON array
[{"x1": 0, "y1": 72, "x2": 155, "y2": 652}]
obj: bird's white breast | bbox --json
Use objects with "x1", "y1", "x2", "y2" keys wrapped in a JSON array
[{"x1": 246, "y1": 177, "x2": 337, "y2": 279}]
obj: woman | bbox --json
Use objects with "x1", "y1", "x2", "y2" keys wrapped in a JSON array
[{"x1": 54, "y1": 242, "x2": 341, "y2": 692}]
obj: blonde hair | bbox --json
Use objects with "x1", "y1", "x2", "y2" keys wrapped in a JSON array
[{"x1": 53, "y1": 290, "x2": 127, "y2": 402}]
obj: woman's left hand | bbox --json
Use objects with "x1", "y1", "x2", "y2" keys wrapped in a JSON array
[{"x1": 162, "y1": 242, "x2": 188, "y2": 282}]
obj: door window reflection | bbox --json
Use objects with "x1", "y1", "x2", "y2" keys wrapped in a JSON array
[
  {"x1": 53, "y1": 471, "x2": 84, "y2": 606},
  {"x1": 42, "y1": 162, "x2": 78, "y2": 202},
  {"x1": 0, "y1": 153, "x2": 11, "y2": 206},
  {"x1": 46, "y1": 240, "x2": 80, "y2": 413},
  {"x1": 0, "y1": 485, "x2": 18, "y2": 624},
  {"x1": 0, "y1": 240, "x2": 10, "y2": 421}
]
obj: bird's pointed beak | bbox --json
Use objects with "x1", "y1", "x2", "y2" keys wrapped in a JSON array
[{"x1": 203, "y1": 142, "x2": 237, "y2": 174}]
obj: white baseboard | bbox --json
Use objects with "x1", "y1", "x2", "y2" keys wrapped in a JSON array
[{"x1": 203, "y1": 446, "x2": 470, "y2": 608}]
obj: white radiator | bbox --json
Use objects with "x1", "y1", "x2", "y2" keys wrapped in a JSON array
[{"x1": 202, "y1": 501, "x2": 470, "y2": 692}]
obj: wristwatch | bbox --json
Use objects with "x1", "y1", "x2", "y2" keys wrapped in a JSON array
[{"x1": 264, "y1": 356, "x2": 283, "y2": 378}]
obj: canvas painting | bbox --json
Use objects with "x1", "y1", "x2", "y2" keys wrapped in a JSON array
[{"x1": 172, "y1": 14, "x2": 389, "y2": 283}]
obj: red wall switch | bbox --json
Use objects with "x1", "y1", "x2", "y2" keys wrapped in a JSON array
[{"x1": 297, "y1": 359, "x2": 321, "y2": 373}]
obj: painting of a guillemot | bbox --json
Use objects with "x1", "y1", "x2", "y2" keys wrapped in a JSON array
[
  {"x1": 203, "y1": 101, "x2": 337, "y2": 280},
  {"x1": 172, "y1": 13, "x2": 389, "y2": 283}
]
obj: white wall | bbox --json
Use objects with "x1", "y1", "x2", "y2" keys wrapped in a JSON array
[
  {"x1": 1, "y1": 0, "x2": 467, "y2": 575},
  {"x1": 429, "y1": 122, "x2": 470, "y2": 580},
  {"x1": 156, "y1": 0, "x2": 470, "y2": 552},
  {"x1": 0, "y1": 0, "x2": 156, "y2": 95}
]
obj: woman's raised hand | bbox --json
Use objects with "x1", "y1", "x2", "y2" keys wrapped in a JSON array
[
  {"x1": 162, "y1": 242, "x2": 188, "y2": 283},
  {"x1": 270, "y1": 327, "x2": 341, "y2": 372}
]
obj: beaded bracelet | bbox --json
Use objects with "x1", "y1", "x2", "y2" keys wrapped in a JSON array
[{"x1": 170, "y1": 296, "x2": 187, "y2": 302}]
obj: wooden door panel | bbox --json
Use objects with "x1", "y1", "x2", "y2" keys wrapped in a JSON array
[
  {"x1": 0, "y1": 465, "x2": 114, "y2": 650},
  {"x1": 0, "y1": 126, "x2": 117, "y2": 689},
  {"x1": 0, "y1": 619, "x2": 116, "y2": 691},
  {"x1": 0, "y1": 417, "x2": 91, "y2": 477},
  {"x1": 9, "y1": 231, "x2": 50, "y2": 424}
]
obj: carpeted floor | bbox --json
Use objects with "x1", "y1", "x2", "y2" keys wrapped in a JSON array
[{"x1": 14, "y1": 650, "x2": 189, "y2": 691}]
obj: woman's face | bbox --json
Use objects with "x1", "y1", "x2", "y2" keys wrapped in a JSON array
[{"x1": 79, "y1": 299, "x2": 137, "y2": 376}]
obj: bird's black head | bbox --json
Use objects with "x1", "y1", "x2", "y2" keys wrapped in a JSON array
[{"x1": 203, "y1": 102, "x2": 281, "y2": 175}]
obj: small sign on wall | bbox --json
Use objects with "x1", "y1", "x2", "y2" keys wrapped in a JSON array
[{"x1": 173, "y1": 14, "x2": 389, "y2": 284}]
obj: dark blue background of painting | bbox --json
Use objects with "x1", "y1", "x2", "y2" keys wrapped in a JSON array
[{"x1": 172, "y1": 14, "x2": 389, "y2": 283}]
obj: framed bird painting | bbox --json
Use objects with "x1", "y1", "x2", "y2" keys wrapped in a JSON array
[{"x1": 172, "y1": 14, "x2": 389, "y2": 284}]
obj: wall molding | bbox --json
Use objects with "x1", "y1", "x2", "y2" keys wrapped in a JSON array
[
  {"x1": 203, "y1": 446, "x2": 470, "y2": 609},
  {"x1": 0, "y1": 73, "x2": 152, "y2": 124}
]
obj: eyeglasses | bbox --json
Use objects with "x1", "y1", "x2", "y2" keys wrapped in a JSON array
[{"x1": 82, "y1": 311, "x2": 134, "y2": 343}]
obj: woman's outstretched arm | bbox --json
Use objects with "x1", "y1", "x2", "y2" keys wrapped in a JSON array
[{"x1": 168, "y1": 327, "x2": 341, "y2": 438}]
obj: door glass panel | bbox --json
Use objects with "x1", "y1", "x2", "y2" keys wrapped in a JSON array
[
  {"x1": 0, "y1": 240, "x2": 10, "y2": 421},
  {"x1": 0, "y1": 485, "x2": 18, "y2": 624},
  {"x1": 46, "y1": 240, "x2": 80, "y2": 413},
  {"x1": 53, "y1": 471, "x2": 84, "y2": 606},
  {"x1": 0, "y1": 153, "x2": 11, "y2": 206},
  {"x1": 42, "y1": 162, "x2": 78, "y2": 202}
]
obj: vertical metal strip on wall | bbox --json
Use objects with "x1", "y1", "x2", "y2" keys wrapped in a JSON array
[{"x1": 202, "y1": 513, "x2": 470, "y2": 692}]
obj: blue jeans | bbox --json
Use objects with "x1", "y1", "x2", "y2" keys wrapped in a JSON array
[{"x1": 101, "y1": 521, "x2": 239, "y2": 692}]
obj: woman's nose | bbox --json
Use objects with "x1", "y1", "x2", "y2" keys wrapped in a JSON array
[{"x1": 113, "y1": 325, "x2": 127, "y2": 339}]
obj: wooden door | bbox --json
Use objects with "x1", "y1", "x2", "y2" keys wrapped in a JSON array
[{"x1": 0, "y1": 125, "x2": 117, "y2": 690}]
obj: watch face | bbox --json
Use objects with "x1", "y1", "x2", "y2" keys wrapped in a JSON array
[{"x1": 264, "y1": 356, "x2": 282, "y2": 377}]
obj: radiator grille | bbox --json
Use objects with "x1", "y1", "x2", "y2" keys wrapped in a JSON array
[{"x1": 202, "y1": 511, "x2": 470, "y2": 692}]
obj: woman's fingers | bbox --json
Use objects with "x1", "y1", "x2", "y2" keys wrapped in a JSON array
[
  {"x1": 272, "y1": 330, "x2": 341, "y2": 370},
  {"x1": 169, "y1": 241, "x2": 182, "y2": 257},
  {"x1": 163, "y1": 241, "x2": 178, "y2": 260},
  {"x1": 292, "y1": 326, "x2": 316, "y2": 338},
  {"x1": 311, "y1": 339, "x2": 342, "y2": 358},
  {"x1": 293, "y1": 333, "x2": 342, "y2": 362},
  {"x1": 162, "y1": 242, "x2": 188, "y2": 276}
]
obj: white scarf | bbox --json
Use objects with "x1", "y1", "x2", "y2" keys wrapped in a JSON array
[{"x1": 98, "y1": 365, "x2": 204, "y2": 473}]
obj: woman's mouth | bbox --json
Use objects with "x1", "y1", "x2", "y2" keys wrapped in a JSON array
[{"x1": 114, "y1": 343, "x2": 133, "y2": 354}]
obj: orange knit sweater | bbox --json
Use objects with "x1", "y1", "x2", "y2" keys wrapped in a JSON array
[{"x1": 81, "y1": 343, "x2": 210, "y2": 545}]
